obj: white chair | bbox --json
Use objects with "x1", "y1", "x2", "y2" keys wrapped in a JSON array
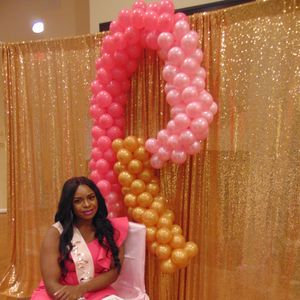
[{"x1": 111, "y1": 222, "x2": 150, "y2": 300}]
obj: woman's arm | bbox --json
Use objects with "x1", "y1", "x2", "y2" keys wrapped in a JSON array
[{"x1": 40, "y1": 227, "x2": 65, "y2": 297}]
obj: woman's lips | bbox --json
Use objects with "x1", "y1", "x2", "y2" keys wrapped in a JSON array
[{"x1": 82, "y1": 209, "x2": 94, "y2": 215}]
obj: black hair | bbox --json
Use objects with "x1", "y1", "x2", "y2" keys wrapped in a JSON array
[{"x1": 54, "y1": 176, "x2": 121, "y2": 277}]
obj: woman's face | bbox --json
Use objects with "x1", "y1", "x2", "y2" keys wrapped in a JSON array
[{"x1": 72, "y1": 184, "x2": 98, "y2": 221}]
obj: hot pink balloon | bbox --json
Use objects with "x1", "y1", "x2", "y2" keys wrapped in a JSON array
[
  {"x1": 174, "y1": 113, "x2": 190, "y2": 130},
  {"x1": 127, "y1": 45, "x2": 142, "y2": 59},
  {"x1": 109, "y1": 20, "x2": 123, "y2": 34},
  {"x1": 97, "y1": 180, "x2": 111, "y2": 196},
  {"x1": 111, "y1": 68, "x2": 128, "y2": 82},
  {"x1": 157, "y1": 32, "x2": 174, "y2": 50},
  {"x1": 98, "y1": 114, "x2": 114, "y2": 129},
  {"x1": 171, "y1": 150, "x2": 187, "y2": 164},
  {"x1": 103, "y1": 149, "x2": 117, "y2": 164},
  {"x1": 145, "y1": 138, "x2": 159, "y2": 153},
  {"x1": 97, "y1": 136, "x2": 112, "y2": 152},
  {"x1": 106, "y1": 80, "x2": 122, "y2": 97},
  {"x1": 114, "y1": 32, "x2": 126, "y2": 50},
  {"x1": 91, "y1": 80, "x2": 102, "y2": 95},
  {"x1": 92, "y1": 126, "x2": 105, "y2": 139},
  {"x1": 126, "y1": 60, "x2": 138, "y2": 75},
  {"x1": 166, "y1": 120, "x2": 178, "y2": 134},
  {"x1": 132, "y1": 8, "x2": 144, "y2": 29},
  {"x1": 118, "y1": 9, "x2": 132, "y2": 27},
  {"x1": 121, "y1": 79, "x2": 131, "y2": 92},
  {"x1": 173, "y1": 20, "x2": 190, "y2": 40},
  {"x1": 89, "y1": 105, "x2": 102, "y2": 119},
  {"x1": 89, "y1": 159, "x2": 96, "y2": 170},
  {"x1": 150, "y1": 154, "x2": 164, "y2": 169},
  {"x1": 164, "y1": 83, "x2": 175, "y2": 93},
  {"x1": 108, "y1": 103, "x2": 124, "y2": 118},
  {"x1": 96, "y1": 158, "x2": 110, "y2": 173},
  {"x1": 102, "y1": 35, "x2": 117, "y2": 54},
  {"x1": 105, "y1": 170, "x2": 118, "y2": 184},
  {"x1": 91, "y1": 148, "x2": 103, "y2": 161},
  {"x1": 114, "y1": 117, "x2": 126, "y2": 128},
  {"x1": 97, "y1": 68, "x2": 112, "y2": 85},
  {"x1": 106, "y1": 126, "x2": 124, "y2": 140},
  {"x1": 96, "y1": 90, "x2": 112, "y2": 108},
  {"x1": 115, "y1": 94, "x2": 128, "y2": 105},
  {"x1": 114, "y1": 50, "x2": 129, "y2": 66},
  {"x1": 186, "y1": 101, "x2": 203, "y2": 118},
  {"x1": 124, "y1": 27, "x2": 140, "y2": 45},
  {"x1": 101, "y1": 53, "x2": 115, "y2": 70},
  {"x1": 111, "y1": 183, "x2": 122, "y2": 194},
  {"x1": 174, "y1": 12, "x2": 188, "y2": 23},
  {"x1": 90, "y1": 170, "x2": 101, "y2": 183},
  {"x1": 167, "y1": 47, "x2": 185, "y2": 66},
  {"x1": 144, "y1": 11, "x2": 158, "y2": 30},
  {"x1": 146, "y1": 31, "x2": 159, "y2": 50},
  {"x1": 159, "y1": 0, "x2": 175, "y2": 14},
  {"x1": 197, "y1": 67, "x2": 206, "y2": 78},
  {"x1": 157, "y1": 13, "x2": 174, "y2": 32},
  {"x1": 105, "y1": 191, "x2": 120, "y2": 205}
]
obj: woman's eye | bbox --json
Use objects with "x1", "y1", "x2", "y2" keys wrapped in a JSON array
[
  {"x1": 88, "y1": 195, "x2": 96, "y2": 200},
  {"x1": 73, "y1": 199, "x2": 81, "y2": 204}
]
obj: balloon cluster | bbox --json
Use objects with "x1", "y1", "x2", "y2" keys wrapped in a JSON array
[{"x1": 112, "y1": 136, "x2": 198, "y2": 273}]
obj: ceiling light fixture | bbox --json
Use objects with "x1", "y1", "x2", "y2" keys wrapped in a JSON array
[{"x1": 32, "y1": 21, "x2": 44, "y2": 34}]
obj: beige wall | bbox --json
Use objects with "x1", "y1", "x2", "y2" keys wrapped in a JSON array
[
  {"x1": 89, "y1": 0, "x2": 223, "y2": 33},
  {"x1": 0, "y1": 0, "x2": 90, "y2": 43}
]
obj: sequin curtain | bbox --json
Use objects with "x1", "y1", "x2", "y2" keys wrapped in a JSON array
[{"x1": 0, "y1": 34, "x2": 104, "y2": 298}]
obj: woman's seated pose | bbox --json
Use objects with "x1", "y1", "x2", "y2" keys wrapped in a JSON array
[{"x1": 32, "y1": 176, "x2": 128, "y2": 300}]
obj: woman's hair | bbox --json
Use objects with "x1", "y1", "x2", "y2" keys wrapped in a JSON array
[{"x1": 54, "y1": 176, "x2": 121, "y2": 277}]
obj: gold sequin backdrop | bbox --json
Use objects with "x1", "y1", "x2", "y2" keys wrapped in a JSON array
[{"x1": 0, "y1": 0, "x2": 299, "y2": 299}]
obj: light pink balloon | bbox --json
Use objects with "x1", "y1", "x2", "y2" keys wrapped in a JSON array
[
  {"x1": 144, "y1": 11, "x2": 158, "y2": 30},
  {"x1": 173, "y1": 20, "x2": 190, "y2": 40},
  {"x1": 150, "y1": 154, "x2": 164, "y2": 169},
  {"x1": 201, "y1": 111, "x2": 214, "y2": 124},
  {"x1": 97, "y1": 136, "x2": 112, "y2": 152},
  {"x1": 132, "y1": 8, "x2": 144, "y2": 29},
  {"x1": 105, "y1": 191, "x2": 120, "y2": 205},
  {"x1": 145, "y1": 138, "x2": 159, "y2": 153},
  {"x1": 98, "y1": 114, "x2": 114, "y2": 129},
  {"x1": 197, "y1": 67, "x2": 207, "y2": 79},
  {"x1": 158, "y1": 49, "x2": 168, "y2": 60},
  {"x1": 181, "y1": 57, "x2": 199, "y2": 76},
  {"x1": 174, "y1": 113, "x2": 190, "y2": 130},
  {"x1": 157, "y1": 147, "x2": 170, "y2": 161},
  {"x1": 167, "y1": 47, "x2": 185, "y2": 66},
  {"x1": 90, "y1": 170, "x2": 101, "y2": 183},
  {"x1": 146, "y1": 31, "x2": 159, "y2": 50},
  {"x1": 179, "y1": 130, "x2": 195, "y2": 147},
  {"x1": 167, "y1": 135, "x2": 181, "y2": 150},
  {"x1": 192, "y1": 49, "x2": 204, "y2": 63},
  {"x1": 173, "y1": 72, "x2": 190, "y2": 90},
  {"x1": 157, "y1": 32, "x2": 174, "y2": 50},
  {"x1": 97, "y1": 68, "x2": 112, "y2": 85},
  {"x1": 166, "y1": 120, "x2": 178, "y2": 134},
  {"x1": 105, "y1": 170, "x2": 118, "y2": 184},
  {"x1": 190, "y1": 117, "x2": 208, "y2": 136},
  {"x1": 92, "y1": 126, "x2": 105, "y2": 139},
  {"x1": 186, "y1": 101, "x2": 203, "y2": 118},
  {"x1": 174, "y1": 12, "x2": 189, "y2": 23},
  {"x1": 163, "y1": 64, "x2": 178, "y2": 82},
  {"x1": 91, "y1": 148, "x2": 103, "y2": 161},
  {"x1": 210, "y1": 102, "x2": 218, "y2": 115},
  {"x1": 106, "y1": 126, "x2": 124, "y2": 140},
  {"x1": 199, "y1": 90, "x2": 213, "y2": 109},
  {"x1": 170, "y1": 105, "x2": 186, "y2": 118},
  {"x1": 181, "y1": 32, "x2": 199, "y2": 55},
  {"x1": 96, "y1": 158, "x2": 110, "y2": 173},
  {"x1": 157, "y1": 13, "x2": 174, "y2": 32},
  {"x1": 103, "y1": 148, "x2": 117, "y2": 164},
  {"x1": 166, "y1": 89, "x2": 181, "y2": 106},
  {"x1": 107, "y1": 103, "x2": 124, "y2": 118},
  {"x1": 192, "y1": 76, "x2": 205, "y2": 92},
  {"x1": 186, "y1": 141, "x2": 201, "y2": 155},
  {"x1": 96, "y1": 90, "x2": 112, "y2": 108},
  {"x1": 181, "y1": 86, "x2": 198, "y2": 103},
  {"x1": 157, "y1": 129, "x2": 169, "y2": 144},
  {"x1": 171, "y1": 150, "x2": 187, "y2": 164},
  {"x1": 164, "y1": 83, "x2": 175, "y2": 93},
  {"x1": 97, "y1": 180, "x2": 111, "y2": 196}
]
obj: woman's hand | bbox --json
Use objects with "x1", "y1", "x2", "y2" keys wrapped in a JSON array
[{"x1": 53, "y1": 285, "x2": 85, "y2": 300}]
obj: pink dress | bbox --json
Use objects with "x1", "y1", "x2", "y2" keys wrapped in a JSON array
[{"x1": 31, "y1": 217, "x2": 129, "y2": 300}]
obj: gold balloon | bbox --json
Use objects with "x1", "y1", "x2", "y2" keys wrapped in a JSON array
[
  {"x1": 171, "y1": 224, "x2": 183, "y2": 235},
  {"x1": 137, "y1": 137, "x2": 145, "y2": 145},
  {"x1": 130, "y1": 179, "x2": 146, "y2": 195},
  {"x1": 146, "y1": 226, "x2": 157, "y2": 243},
  {"x1": 142, "y1": 209, "x2": 159, "y2": 226},
  {"x1": 127, "y1": 207, "x2": 133, "y2": 220},
  {"x1": 156, "y1": 227, "x2": 173, "y2": 244},
  {"x1": 150, "y1": 201, "x2": 165, "y2": 215},
  {"x1": 171, "y1": 248, "x2": 189, "y2": 267},
  {"x1": 150, "y1": 178, "x2": 159, "y2": 184},
  {"x1": 162, "y1": 209, "x2": 175, "y2": 222},
  {"x1": 118, "y1": 171, "x2": 134, "y2": 187},
  {"x1": 138, "y1": 169, "x2": 154, "y2": 183},
  {"x1": 117, "y1": 148, "x2": 133, "y2": 164},
  {"x1": 113, "y1": 161, "x2": 126, "y2": 175},
  {"x1": 170, "y1": 234, "x2": 186, "y2": 249},
  {"x1": 137, "y1": 192, "x2": 153, "y2": 208},
  {"x1": 132, "y1": 207, "x2": 146, "y2": 223},
  {"x1": 123, "y1": 136, "x2": 139, "y2": 152},
  {"x1": 185, "y1": 241, "x2": 199, "y2": 258},
  {"x1": 128, "y1": 159, "x2": 143, "y2": 174},
  {"x1": 155, "y1": 244, "x2": 172, "y2": 260},
  {"x1": 160, "y1": 258, "x2": 177, "y2": 274},
  {"x1": 149, "y1": 241, "x2": 158, "y2": 255},
  {"x1": 154, "y1": 195, "x2": 166, "y2": 204},
  {"x1": 146, "y1": 182, "x2": 160, "y2": 196},
  {"x1": 157, "y1": 216, "x2": 173, "y2": 229},
  {"x1": 121, "y1": 187, "x2": 131, "y2": 195},
  {"x1": 124, "y1": 193, "x2": 137, "y2": 208},
  {"x1": 112, "y1": 138, "x2": 124, "y2": 152},
  {"x1": 133, "y1": 146, "x2": 149, "y2": 161}
]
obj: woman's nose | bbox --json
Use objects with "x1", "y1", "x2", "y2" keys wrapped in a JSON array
[{"x1": 83, "y1": 199, "x2": 90, "y2": 207}]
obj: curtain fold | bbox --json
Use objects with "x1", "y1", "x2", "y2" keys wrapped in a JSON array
[{"x1": 0, "y1": 0, "x2": 299, "y2": 299}]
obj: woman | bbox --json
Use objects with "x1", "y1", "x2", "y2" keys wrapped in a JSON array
[{"x1": 32, "y1": 176, "x2": 128, "y2": 300}]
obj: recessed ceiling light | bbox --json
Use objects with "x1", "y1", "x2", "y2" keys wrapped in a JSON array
[{"x1": 32, "y1": 21, "x2": 44, "y2": 34}]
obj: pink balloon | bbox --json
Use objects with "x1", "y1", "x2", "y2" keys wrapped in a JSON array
[
  {"x1": 97, "y1": 136, "x2": 112, "y2": 152},
  {"x1": 195, "y1": 128, "x2": 208, "y2": 140},
  {"x1": 181, "y1": 86, "x2": 198, "y2": 103},
  {"x1": 167, "y1": 47, "x2": 185, "y2": 66},
  {"x1": 92, "y1": 126, "x2": 105, "y2": 139},
  {"x1": 186, "y1": 141, "x2": 202, "y2": 155},
  {"x1": 157, "y1": 13, "x2": 174, "y2": 32},
  {"x1": 90, "y1": 170, "x2": 101, "y2": 183},
  {"x1": 190, "y1": 117, "x2": 208, "y2": 136},
  {"x1": 98, "y1": 114, "x2": 114, "y2": 129},
  {"x1": 127, "y1": 45, "x2": 142, "y2": 59},
  {"x1": 167, "y1": 135, "x2": 181, "y2": 150},
  {"x1": 186, "y1": 101, "x2": 203, "y2": 118},
  {"x1": 145, "y1": 138, "x2": 159, "y2": 153},
  {"x1": 96, "y1": 90, "x2": 112, "y2": 108},
  {"x1": 103, "y1": 149, "x2": 117, "y2": 164},
  {"x1": 173, "y1": 72, "x2": 190, "y2": 90},
  {"x1": 111, "y1": 68, "x2": 128, "y2": 82},
  {"x1": 92, "y1": 139, "x2": 98, "y2": 148},
  {"x1": 100, "y1": 53, "x2": 115, "y2": 70},
  {"x1": 106, "y1": 81, "x2": 122, "y2": 97},
  {"x1": 113, "y1": 32, "x2": 126, "y2": 50},
  {"x1": 114, "y1": 117, "x2": 125, "y2": 128},
  {"x1": 166, "y1": 89, "x2": 181, "y2": 106},
  {"x1": 199, "y1": 90, "x2": 213, "y2": 109},
  {"x1": 107, "y1": 103, "x2": 124, "y2": 118},
  {"x1": 89, "y1": 105, "x2": 102, "y2": 118},
  {"x1": 114, "y1": 50, "x2": 129, "y2": 66},
  {"x1": 174, "y1": 113, "x2": 190, "y2": 130},
  {"x1": 150, "y1": 154, "x2": 164, "y2": 169},
  {"x1": 90, "y1": 96, "x2": 97, "y2": 105},
  {"x1": 111, "y1": 183, "x2": 122, "y2": 194},
  {"x1": 181, "y1": 32, "x2": 199, "y2": 55},
  {"x1": 158, "y1": 49, "x2": 168, "y2": 60},
  {"x1": 181, "y1": 57, "x2": 199, "y2": 76},
  {"x1": 162, "y1": 64, "x2": 178, "y2": 82},
  {"x1": 105, "y1": 170, "x2": 118, "y2": 184},
  {"x1": 97, "y1": 180, "x2": 111, "y2": 196},
  {"x1": 146, "y1": 31, "x2": 159, "y2": 50},
  {"x1": 105, "y1": 191, "x2": 120, "y2": 205},
  {"x1": 133, "y1": 1, "x2": 146, "y2": 10},
  {"x1": 164, "y1": 83, "x2": 175, "y2": 93},
  {"x1": 192, "y1": 76, "x2": 205, "y2": 92},
  {"x1": 174, "y1": 12, "x2": 188, "y2": 23},
  {"x1": 121, "y1": 79, "x2": 131, "y2": 92},
  {"x1": 148, "y1": 2, "x2": 159, "y2": 13},
  {"x1": 96, "y1": 158, "x2": 110, "y2": 173},
  {"x1": 106, "y1": 126, "x2": 124, "y2": 140},
  {"x1": 102, "y1": 35, "x2": 117, "y2": 54},
  {"x1": 179, "y1": 130, "x2": 195, "y2": 147},
  {"x1": 126, "y1": 59, "x2": 138, "y2": 75},
  {"x1": 115, "y1": 94, "x2": 128, "y2": 105},
  {"x1": 157, "y1": 147, "x2": 170, "y2": 161},
  {"x1": 96, "y1": 68, "x2": 112, "y2": 85},
  {"x1": 197, "y1": 67, "x2": 206, "y2": 79},
  {"x1": 157, "y1": 129, "x2": 169, "y2": 144},
  {"x1": 89, "y1": 159, "x2": 96, "y2": 170},
  {"x1": 132, "y1": 8, "x2": 144, "y2": 29},
  {"x1": 144, "y1": 11, "x2": 158, "y2": 30},
  {"x1": 170, "y1": 105, "x2": 186, "y2": 118},
  {"x1": 166, "y1": 120, "x2": 178, "y2": 134},
  {"x1": 91, "y1": 80, "x2": 102, "y2": 95},
  {"x1": 192, "y1": 49, "x2": 204, "y2": 63},
  {"x1": 118, "y1": 9, "x2": 132, "y2": 27},
  {"x1": 201, "y1": 111, "x2": 213, "y2": 124},
  {"x1": 91, "y1": 148, "x2": 103, "y2": 161},
  {"x1": 171, "y1": 150, "x2": 187, "y2": 164},
  {"x1": 210, "y1": 102, "x2": 218, "y2": 115},
  {"x1": 157, "y1": 32, "x2": 174, "y2": 50},
  {"x1": 109, "y1": 21, "x2": 123, "y2": 34},
  {"x1": 173, "y1": 20, "x2": 190, "y2": 40},
  {"x1": 159, "y1": 0, "x2": 175, "y2": 14}
]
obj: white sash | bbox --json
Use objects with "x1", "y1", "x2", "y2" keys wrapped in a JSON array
[{"x1": 52, "y1": 222, "x2": 94, "y2": 284}]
